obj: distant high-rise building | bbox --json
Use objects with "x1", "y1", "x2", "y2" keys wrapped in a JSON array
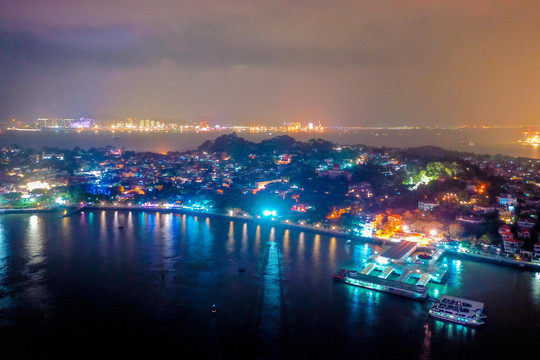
[{"x1": 68, "y1": 117, "x2": 94, "y2": 128}]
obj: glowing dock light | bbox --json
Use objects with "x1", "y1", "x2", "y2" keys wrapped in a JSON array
[{"x1": 263, "y1": 210, "x2": 277, "y2": 217}]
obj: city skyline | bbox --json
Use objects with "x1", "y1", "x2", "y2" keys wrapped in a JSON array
[{"x1": 1, "y1": 1, "x2": 539, "y2": 127}]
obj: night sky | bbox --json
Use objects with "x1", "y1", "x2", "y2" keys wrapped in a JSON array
[{"x1": 1, "y1": 0, "x2": 539, "y2": 126}]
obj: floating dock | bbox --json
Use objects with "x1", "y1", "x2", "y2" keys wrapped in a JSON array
[
  {"x1": 333, "y1": 242, "x2": 449, "y2": 300},
  {"x1": 334, "y1": 269, "x2": 428, "y2": 300}
]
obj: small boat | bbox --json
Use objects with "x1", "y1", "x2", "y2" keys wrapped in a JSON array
[{"x1": 211, "y1": 304, "x2": 217, "y2": 315}]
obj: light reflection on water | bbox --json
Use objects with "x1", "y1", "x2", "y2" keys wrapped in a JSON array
[
  {"x1": 254, "y1": 225, "x2": 261, "y2": 254},
  {"x1": 348, "y1": 287, "x2": 361, "y2": 329},
  {"x1": 353, "y1": 243, "x2": 372, "y2": 267},
  {"x1": 445, "y1": 259, "x2": 464, "y2": 289},
  {"x1": 159, "y1": 213, "x2": 175, "y2": 262},
  {"x1": 532, "y1": 273, "x2": 540, "y2": 306},
  {"x1": 23, "y1": 215, "x2": 50, "y2": 317},
  {"x1": 282, "y1": 229, "x2": 290, "y2": 258},
  {"x1": 0, "y1": 211, "x2": 538, "y2": 359},
  {"x1": 431, "y1": 320, "x2": 476, "y2": 341},
  {"x1": 346, "y1": 285, "x2": 381, "y2": 337},
  {"x1": 260, "y1": 227, "x2": 283, "y2": 355},
  {"x1": 26, "y1": 215, "x2": 44, "y2": 265},
  {"x1": 364, "y1": 289, "x2": 380, "y2": 329},
  {"x1": 329, "y1": 237, "x2": 337, "y2": 266},
  {"x1": 313, "y1": 234, "x2": 321, "y2": 269},
  {"x1": 226, "y1": 221, "x2": 234, "y2": 253},
  {"x1": 0, "y1": 221, "x2": 9, "y2": 311},
  {"x1": 241, "y1": 223, "x2": 249, "y2": 254},
  {"x1": 297, "y1": 232, "x2": 305, "y2": 267}
]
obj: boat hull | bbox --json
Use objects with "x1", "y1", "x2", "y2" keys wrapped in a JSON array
[
  {"x1": 343, "y1": 277, "x2": 428, "y2": 300},
  {"x1": 334, "y1": 269, "x2": 427, "y2": 301},
  {"x1": 429, "y1": 310, "x2": 485, "y2": 326}
]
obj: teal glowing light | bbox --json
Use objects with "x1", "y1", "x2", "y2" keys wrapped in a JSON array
[{"x1": 263, "y1": 209, "x2": 277, "y2": 217}]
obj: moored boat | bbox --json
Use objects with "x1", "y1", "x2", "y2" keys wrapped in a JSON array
[
  {"x1": 429, "y1": 295, "x2": 486, "y2": 326},
  {"x1": 333, "y1": 268, "x2": 428, "y2": 300}
]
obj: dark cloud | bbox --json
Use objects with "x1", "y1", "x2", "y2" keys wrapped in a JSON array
[{"x1": 0, "y1": 27, "x2": 159, "y2": 71}]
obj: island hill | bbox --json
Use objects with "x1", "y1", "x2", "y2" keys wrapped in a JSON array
[{"x1": 1, "y1": 133, "x2": 540, "y2": 261}]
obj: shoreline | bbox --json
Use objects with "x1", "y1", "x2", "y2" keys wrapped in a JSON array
[
  {"x1": 80, "y1": 205, "x2": 367, "y2": 240},
  {"x1": 4, "y1": 205, "x2": 540, "y2": 270},
  {"x1": 445, "y1": 248, "x2": 540, "y2": 271},
  {"x1": 0, "y1": 204, "x2": 385, "y2": 242},
  {"x1": 0, "y1": 207, "x2": 63, "y2": 214}
]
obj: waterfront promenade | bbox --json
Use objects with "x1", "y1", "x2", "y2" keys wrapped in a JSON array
[
  {"x1": 82, "y1": 204, "x2": 355, "y2": 239},
  {"x1": 446, "y1": 248, "x2": 540, "y2": 271}
]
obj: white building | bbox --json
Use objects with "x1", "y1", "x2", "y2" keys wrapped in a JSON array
[
  {"x1": 497, "y1": 193, "x2": 517, "y2": 206},
  {"x1": 418, "y1": 201, "x2": 438, "y2": 212}
]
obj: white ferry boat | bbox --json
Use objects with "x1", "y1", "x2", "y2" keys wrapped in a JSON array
[{"x1": 429, "y1": 295, "x2": 486, "y2": 326}]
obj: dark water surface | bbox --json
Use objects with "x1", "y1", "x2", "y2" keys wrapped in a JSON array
[
  {"x1": 0, "y1": 211, "x2": 538, "y2": 359},
  {"x1": 1, "y1": 127, "x2": 539, "y2": 159}
]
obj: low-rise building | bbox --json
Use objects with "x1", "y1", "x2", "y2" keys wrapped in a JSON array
[
  {"x1": 418, "y1": 201, "x2": 438, "y2": 212},
  {"x1": 42, "y1": 152, "x2": 65, "y2": 160},
  {"x1": 517, "y1": 228, "x2": 531, "y2": 240},
  {"x1": 456, "y1": 215, "x2": 484, "y2": 224},
  {"x1": 497, "y1": 193, "x2": 517, "y2": 206},
  {"x1": 517, "y1": 218, "x2": 536, "y2": 229},
  {"x1": 534, "y1": 241, "x2": 540, "y2": 260},
  {"x1": 503, "y1": 237, "x2": 522, "y2": 253},
  {"x1": 318, "y1": 164, "x2": 352, "y2": 181},
  {"x1": 473, "y1": 204, "x2": 497, "y2": 214}
]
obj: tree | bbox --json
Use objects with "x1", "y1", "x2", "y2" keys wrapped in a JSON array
[
  {"x1": 479, "y1": 234, "x2": 494, "y2": 245},
  {"x1": 448, "y1": 222, "x2": 465, "y2": 240}
]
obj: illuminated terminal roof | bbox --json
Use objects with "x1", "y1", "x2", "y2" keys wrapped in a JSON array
[{"x1": 380, "y1": 241, "x2": 418, "y2": 261}]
